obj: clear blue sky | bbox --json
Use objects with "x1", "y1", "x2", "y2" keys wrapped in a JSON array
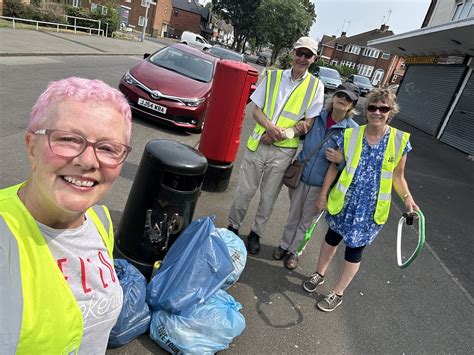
[
  {"x1": 200, "y1": 0, "x2": 432, "y2": 40},
  {"x1": 310, "y1": 0, "x2": 432, "y2": 40}
]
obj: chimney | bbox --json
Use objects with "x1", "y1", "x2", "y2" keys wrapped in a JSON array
[
  {"x1": 380, "y1": 24, "x2": 389, "y2": 32},
  {"x1": 331, "y1": 35, "x2": 336, "y2": 38},
  {"x1": 341, "y1": 31, "x2": 346, "y2": 37}
]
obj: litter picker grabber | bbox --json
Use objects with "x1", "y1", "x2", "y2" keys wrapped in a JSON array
[
  {"x1": 295, "y1": 211, "x2": 325, "y2": 256},
  {"x1": 397, "y1": 210, "x2": 426, "y2": 268}
]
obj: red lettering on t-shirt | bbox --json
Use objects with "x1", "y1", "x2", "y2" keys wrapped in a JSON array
[
  {"x1": 57, "y1": 258, "x2": 69, "y2": 281},
  {"x1": 99, "y1": 267, "x2": 109, "y2": 289},
  {"x1": 98, "y1": 251, "x2": 116, "y2": 283},
  {"x1": 79, "y1": 257, "x2": 92, "y2": 293}
]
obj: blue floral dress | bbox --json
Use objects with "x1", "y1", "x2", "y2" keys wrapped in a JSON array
[{"x1": 326, "y1": 127, "x2": 412, "y2": 248}]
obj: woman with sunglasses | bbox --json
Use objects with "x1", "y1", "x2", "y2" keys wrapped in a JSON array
[
  {"x1": 0, "y1": 77, "x2": 132, "y2": 353},
  {"x1": 303, "y1": 88, "x2": 419, "y2": 312},
  {"x1": 273, "y1": 82, "x2": 360, "y2": 270}
]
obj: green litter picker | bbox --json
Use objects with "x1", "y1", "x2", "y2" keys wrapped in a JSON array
[
  {"x1": 397, "y1": 210, "x2": 426, "y2": 268},
  {"x1": 295, "y1": 211, "x2": 325, "y2": 256}
]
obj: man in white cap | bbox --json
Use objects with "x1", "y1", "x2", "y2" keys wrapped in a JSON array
[{"x1": 228, "y1": 36, "x2": 325, "y2": 255}]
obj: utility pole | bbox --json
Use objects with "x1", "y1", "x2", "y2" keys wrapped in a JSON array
[{"x1": 141, "y1": 0, "x2": 156, "y2": 42}]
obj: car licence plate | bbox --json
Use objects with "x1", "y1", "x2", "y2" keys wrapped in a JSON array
[{"x1": 137, "y1": 98, "x2": 167, "y2": 114}]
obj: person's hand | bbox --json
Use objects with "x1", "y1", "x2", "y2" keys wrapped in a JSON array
[
  {"x1": 326, "y1": 148, "x2": 342, "y2": 163},
  {"x1": 261, "y1": 133, "x2": 274, "y2": 145},
  {"x1": 266, "y1": 123, "x2": 285, "y2": 141},
  {"x1": 315, "y1": 195, "x2": 327, "y2": 214},
  {"x1": 404, "y1": 195, "x2": 420, "y2": 213}
]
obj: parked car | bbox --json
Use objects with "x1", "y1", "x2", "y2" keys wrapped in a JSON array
[
  {"x1": 207, "y1": 45, "x2": 246, "y2": 62},
  {"x1": 180, "y1": 31, "x2": 212, "y2": 51},
  {"x1": 347, "y1": 74, "x2": 374, "y2": 96},
  {"x1": 256, "y1": 54, "x2": 268, "y2": 66},
  {"x1": 312, "y1": 66, "x2": 342, "y2": 92},
  {"x1": 119, "y1": 44, "x2": 217, "y2": 131}
]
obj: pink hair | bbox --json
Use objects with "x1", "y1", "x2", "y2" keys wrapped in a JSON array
[{"x1": 29, "y1": 77, "x2": 132, "y2": 142}]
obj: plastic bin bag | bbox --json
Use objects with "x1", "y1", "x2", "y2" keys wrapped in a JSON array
[
  {"x1": 108, "y1": 259, "x2": 151, "y2": 348},
  {"x1": 215, "y1": 228, "x2": 247, "y2": 289},
  {"x1": 146, "y1": 217, "x2": 234, "y2": 316},
  {"x1": 150, "y1": 289, "x2": 245, "y2": 354}
]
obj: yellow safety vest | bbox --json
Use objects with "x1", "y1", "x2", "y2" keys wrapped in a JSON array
[
  {"x1": 247, "y1": 69, "x2": 318, "y2": 151},
  {"x1": 0, "y1": 183, "x2": 115, "y2": 354},
  {"x1": 327, "y1": 125, "x2": 410, "y2": 224}
]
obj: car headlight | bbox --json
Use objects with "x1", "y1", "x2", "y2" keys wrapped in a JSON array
[
  {"x1": 123, "y1": 71, "x2": 139, "y2": 85},
  {"x1": 180, "y1": 97, "x2": 206, "y2": 107}
]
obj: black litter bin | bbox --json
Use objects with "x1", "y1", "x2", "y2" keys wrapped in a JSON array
[{"x1": 115, "y1": 139, "x2": 208, "y2": 277}]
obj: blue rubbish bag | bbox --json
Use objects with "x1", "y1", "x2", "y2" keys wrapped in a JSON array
[
  {"x1": 146, "y1": 217, "x2": 234, "y2": 316},
  {"x1": 215, "y1": 228, "x2": 247, "y2": 289},
  {"x1": 150, "y1": 289, "x2": 245, "y2": 354},
  {"x1": 108, "y1": 259, "x2": 151, "y2": 348}
]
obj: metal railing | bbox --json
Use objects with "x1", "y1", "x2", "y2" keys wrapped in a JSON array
[{"x1": 0, "y1": 16, "x2": 105, "y2": 36}]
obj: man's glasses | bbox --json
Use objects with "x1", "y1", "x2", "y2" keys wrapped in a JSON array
[
  {"x1": 33, "y1": 129, "x2": 132, "y2": 167},
  {"x1": 335, "y1": 92, "x2": 352, "y2": 101},
  {"x1": 294, "y1": 49, "x2": 314, "y2": 59},
  {"x1": 367, "y1": 105, "x2": 391, "y2": 113}
]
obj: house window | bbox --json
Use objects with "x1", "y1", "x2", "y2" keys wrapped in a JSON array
[
  {"x1": 362, "y1": 48, "x2": 380, "y2": 58},
  {"x1": 138, "y1": 16, "x2": 147, "y2": 27},
  {"x1": 330, "y1": 59, "x2": 338, "y2": 65},
  {"x1": 91, "y1": 3, "x2": 97, "y2": 11},
  {"x1": 336, "y1": 44, "x2": 344, "y2": 51},
  {"x1": 101, "y1": 6, "x2": 107, "y2": 15},
  {"x1": 452, "y1": 0, "x2": 473, "y2": 20},
  {"x1": 358, "y1": 64, "x2": 374, "y2": 77},
  {"x1": 391, "y1": 75, "x2": 398, "y2": 83},
  {"x1": 381, "y1": 52, "x2": 390, "y2": 60},
  {"x1": 173, "y1": 10, "x2": 178, "y2": 16},
  {"x1": 341, "y1": 60, "x2": 355, "y2": 69},
  {"x1": 141, "y1": 0, "x2": 147, "y2": 7},
  {"x1": 345, "y1": 45, "x2": 360, "y2": 55},
  {"x1": 400, "y1": 62, "x2": 406, "y2": 69}
]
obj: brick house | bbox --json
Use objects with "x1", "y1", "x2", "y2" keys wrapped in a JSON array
[
  {"x1": 318, "y1": 34, "x2": 336, "y2": 63},
  {"x1": 321, "y1": 25, "x2": 404, "y2": 87},
  {"x1": 169, "y1": 0, "x2": 211, "y2": 39}
]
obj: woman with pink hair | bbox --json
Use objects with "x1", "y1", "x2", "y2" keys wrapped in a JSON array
[{"x1": 0, "y1": 77, "x2": 132, "y2": 353}]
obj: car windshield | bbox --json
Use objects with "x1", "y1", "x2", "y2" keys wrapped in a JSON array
[
  {"x1": 208, "y1": 47, "x2": 243, "y2": 61},
  {"x1": 149, "y1": 47, "x2": 214, "y2": 82},
  {"x1": 320, "y1": 68, "x2": 341, "y2": 79},
  {"x1": 353, "y1": 75, "x2": 372, "y2": 85}
]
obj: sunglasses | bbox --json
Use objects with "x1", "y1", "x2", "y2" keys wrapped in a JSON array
[
  {"x1": 295, "y1": 49, "x2": 314, "y2": 59},
  {"x1": 367, "y1": 105, "x2": 391, "y2": 113},
  {"x1": 335, "y1": 92, "x2": 352, "y2": 101}
]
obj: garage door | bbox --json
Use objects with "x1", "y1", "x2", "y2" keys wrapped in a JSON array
[
  {"x1": 440, "y1": 71, "x2": 474, "y2": 155},
  {"x1": 396, "y1": 65, "x2": 466, "y2": 136}
]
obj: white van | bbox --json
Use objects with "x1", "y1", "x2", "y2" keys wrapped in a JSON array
[{"x1": 180, "y1": 31, "x2": 212, "y2": 51}]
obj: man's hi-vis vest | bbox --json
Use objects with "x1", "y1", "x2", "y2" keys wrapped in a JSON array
[
  {"x1": 0, "y1": 183, "x2": 115, "y2": 355},
  {"x1": 247, "y1": 69, "x2": 318, "y2": 151},
  {"x1": 327, "y1": 125, "x2": 410, "y2": 224}
]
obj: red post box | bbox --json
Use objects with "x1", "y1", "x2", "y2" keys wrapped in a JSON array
[{"x1": 199, "y1": 60, "x2": 258, "y2": 192}]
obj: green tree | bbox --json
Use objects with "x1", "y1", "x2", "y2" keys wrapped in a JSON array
[
  {"x1": 257, "y1": 0, "x2": 313, "y2": 64},
  {"x1": 211, "y1": 0, "x2": 262, "y2": 51}
]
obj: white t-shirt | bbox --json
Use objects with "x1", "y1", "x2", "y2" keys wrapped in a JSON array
[
  {"x1": 38, "y1": 213, "x2": 123, "y2": 354},
  {"x1": 250, "y1": 68, "x2": 325, "y2": 124}
]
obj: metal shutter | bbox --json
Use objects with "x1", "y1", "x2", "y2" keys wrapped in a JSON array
[
  {"x1": 440, "y1": 72, "x2": 474, "y2": 155},
  {"x1": 395, "y1": 65, "x2": 466, "y2": 136}
]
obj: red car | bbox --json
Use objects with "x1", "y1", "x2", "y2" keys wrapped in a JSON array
[{"x1": 119, "y1": 44, "x2": 217, "y2": 131}]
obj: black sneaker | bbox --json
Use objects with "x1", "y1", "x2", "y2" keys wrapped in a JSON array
[
  {"x1": 227, "y1": 225, "x2": 239, "y2": 236},
  {"x1": 272, "y1": 246, "x2": 287, "y2": 260},
  {"x1": 247, "y1": 231, "x2": 261, "y2": 255},
  {"x1": 302, "y1": 272, "x2": 325, "y2": 293},
  {"x1": 317, "y1": 291, "x2": 343, "y2": 312}
]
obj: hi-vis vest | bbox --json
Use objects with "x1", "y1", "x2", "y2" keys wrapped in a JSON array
[
  {"x1": 327, "y1": 125, "x2": 410, "y2": 224},
  {"x1": 247, "y1": 69, "x2": 318, "y2": 151},
  {"x1": 0, "y1": 183, "x2": 115, "y2": 354}
]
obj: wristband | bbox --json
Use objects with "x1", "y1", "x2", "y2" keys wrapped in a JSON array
[{"x1": 402, "y1": 193, "x2": 410, "y2": 202}]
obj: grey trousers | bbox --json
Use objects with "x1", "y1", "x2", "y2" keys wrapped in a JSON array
[
  {"x1": 279, "y1": 182, "x2": 322, "y2": 254},
  {"x1": 228, "y1": 144, "x2": 296, "y2": 237}
]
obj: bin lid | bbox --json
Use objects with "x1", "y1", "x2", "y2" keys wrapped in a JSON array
[{"x1": 145, "y1": 139, "x2": 208, "y2": 175}]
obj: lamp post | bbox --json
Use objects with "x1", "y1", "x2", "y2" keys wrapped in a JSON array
[{"x1": 141, "y1": 0, "x2": 156, "y2": 42}]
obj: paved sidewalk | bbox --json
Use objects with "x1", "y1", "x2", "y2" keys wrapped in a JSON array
[
  {"x1": 0, "y1": 27, "x2": 162, "y2": 56},
  {"x1": 1, "y1": 27, "x2": 473, "y2": 354}
]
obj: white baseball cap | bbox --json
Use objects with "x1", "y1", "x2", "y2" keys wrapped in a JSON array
[{"x1": 294, "y1": 36, "x2": 318, "y2": 55}]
